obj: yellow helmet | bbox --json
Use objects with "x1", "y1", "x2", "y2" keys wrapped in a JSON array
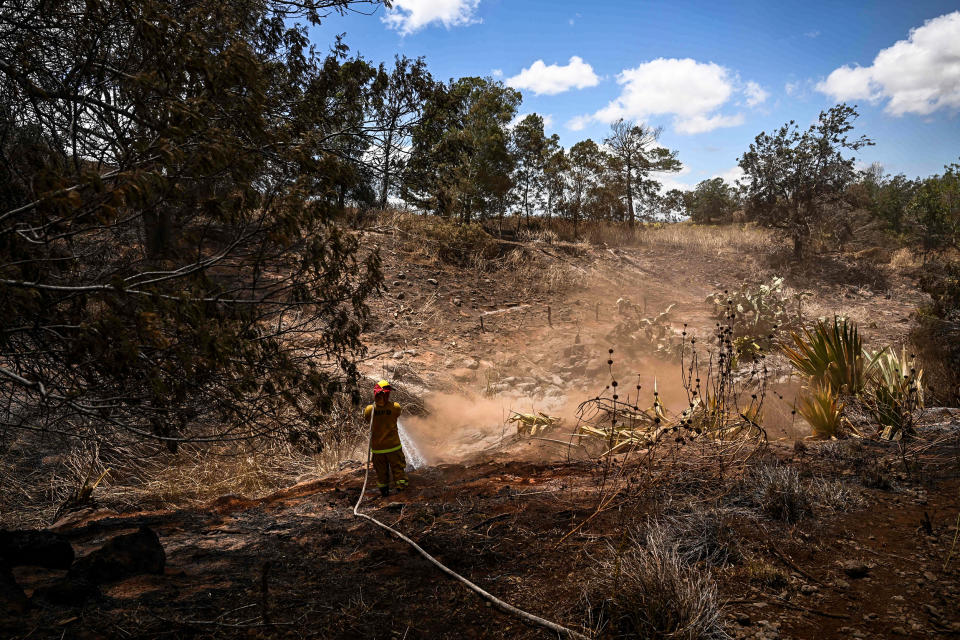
[{"x1": 374, "y1": 380, "x2": 392, "y2": 396}]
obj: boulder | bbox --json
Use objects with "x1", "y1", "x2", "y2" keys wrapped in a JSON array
[
  {"x1": 0, "y1": 529, "x2": 74, "y2": 569},
  {"x1": 70, "y1": 526, "x2": 165, "y2": 585},
  {"x1": 840, "y1": 560, "x2": 870, "y2": 579}
]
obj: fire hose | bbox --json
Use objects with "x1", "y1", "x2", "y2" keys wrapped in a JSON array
[{"x1": 352, "y1": 402, "x2": 590, "y2": 640}]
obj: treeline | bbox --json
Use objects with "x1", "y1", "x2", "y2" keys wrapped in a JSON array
[
  {"x1": 285, "y1": 58, "x2": 685, "y2": 228},
  {"x1": 678, "y1": 105, "x2": 958, "y2": 262}
]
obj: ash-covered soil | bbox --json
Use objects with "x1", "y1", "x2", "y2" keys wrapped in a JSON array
[
  {"x1": 3, "y1": 230, "x2": 954, "y2": 639},
  {"x1": 4, "y1": 412, "x2": 959, "y2": 639}
]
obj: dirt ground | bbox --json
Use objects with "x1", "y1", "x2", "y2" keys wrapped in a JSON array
[{"x1": 4, "y1": 227, "x2": 957, "y2": 639}]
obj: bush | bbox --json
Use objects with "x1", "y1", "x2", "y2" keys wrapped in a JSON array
[
  {"x1": 706, "y1": 276, "x2": 800, "y2": 345},
  {"x1": 811, "y1": 477, "x2": 865, "y2": 511},
  {"x1": 911, "y1": 258, "x2": 960, "y2": 405},
  {"x1": 658, "y1": 508, "x2": 742, "y2": 567},
  {"x1": 797, "y1": 383, "x2": 845, "y2": 439},
  {"x1": 586, "y1": 527, "x2": 729, "y2": 640},
  {"x1": 752, "y1": 465, "x2": 813, "y2": 523},
  {"x1": 385, "y1": 211, "x2": 499, "y2": 267},
  {"x1": 864, "y1": 347, "x2": 924, "y2": 439},
  {"x1": 783, "y1": 316, "x2": 872, "y2": 395}
]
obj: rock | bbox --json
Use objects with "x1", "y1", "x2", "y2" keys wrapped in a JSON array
[
  {"x1": 70, "y1": 526, "x2": 165, "y2": 585},
  {"x1": 0, "y1": 562, "x2": 29, "y2": 616},
  {"x1": 426, "y1": 278, "x2": 438, "y2": 286},
  {"x1": 891, "y1": 627, "x2": 908, "y2": 636},
  {"x1": 392, "y1": 351, "x2": 404, "y2": 360},
  {"x1": 922, "y1": 570, "x2": 937, "y2": 582},
  {"x1": 453, "y1": 298, "x2": 462, "y2": 307},
  {"x1": 396, "y1": 292, "x2": 405, "y2": 300},
  {"x1": 800, "y1": 583, "x2": 818, "y2": 594},
  {"x1": 0, "y1": 529, "x2": 74, "y2": 569},
  {"x1": 463, "y1": 358, "x2": 479, "y2": 370},
  {"x1": 397, "y1": 272, "x2": 405, "y2": 280},
  {"x1": 31, "y1": 576, "x2": 99, "y2": 607},
  {"x1": 392, "y1": 280, "x2": 401, "y2": 286},
  {"x1": 840, "y1": 560, "x2": 870, "y2": 579},
  {"x1": 734, "y1": 612, "x2": 751, "y2": 626},
  {"x1": 834, "y1": 578, "x2": 850, "y2": 589}
]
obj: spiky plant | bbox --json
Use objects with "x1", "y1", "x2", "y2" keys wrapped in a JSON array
[
  {"x1": 797, "y1": 383, "x2": 845, "y2": 439},
  {"x1": 866, "y1": 347, "x2": 924, "y2": 438},
  {"x1": 783, "y1": 317, "x2": 874, "y2": 394}
]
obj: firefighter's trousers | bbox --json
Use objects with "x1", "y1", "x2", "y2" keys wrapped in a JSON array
[{"x1": 372, "y1": 448, "x2": 408, "y2": 489}]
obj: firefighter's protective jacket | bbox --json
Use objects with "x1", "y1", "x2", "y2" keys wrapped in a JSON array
[{"x1": 363, "y1": 402, "x2": 403, "y2": 453}]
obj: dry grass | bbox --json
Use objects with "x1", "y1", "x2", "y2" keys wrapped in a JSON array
[
  {"x1": 585, "y1": 525, "x2": 730, "y2": 639},
  {"x1": 632, "y1": 223, "x2": 775, "y2": 255},
  {"x1": 99, "y1": 440, "x2": 355, "y2": 511},
  {"x1": 500, "y1": 247, "x2": 588, "y2": 294}
]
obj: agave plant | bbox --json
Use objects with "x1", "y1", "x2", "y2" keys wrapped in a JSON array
[
  {"x1": 783, "y1": 317, "x2": 874, "y2": 395},
  {"x1": 797, "y1": 383, "x2": 845, "y2": 439},
  {"x1": 866, "y1": 347, "x2": 924, "y2": 439}
]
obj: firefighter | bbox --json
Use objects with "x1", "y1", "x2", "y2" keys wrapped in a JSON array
[{"x1": 363, "y1": 380, "x2": 408, "y2": 497}]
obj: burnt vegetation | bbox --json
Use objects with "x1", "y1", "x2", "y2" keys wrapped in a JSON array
[{"x1": 1, "y1": 1, "x2": 959, "y2": 639}]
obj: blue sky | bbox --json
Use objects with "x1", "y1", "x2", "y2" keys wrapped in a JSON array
[{"x1": 311, "y1": 1, "x2": 960, "y2": 190}]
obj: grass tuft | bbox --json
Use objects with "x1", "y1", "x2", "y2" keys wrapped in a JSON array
[{"x1": 586, "y1": 526, "x2": 730, "y2": 640}]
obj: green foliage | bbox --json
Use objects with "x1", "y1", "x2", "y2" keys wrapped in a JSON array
[
  {"x1": 865, "y1": 347, "x2": 924, "y2": 438},
  {"x1": 688, "y1": 177, "x2": 738, "y2": 224},
  {"x1": 396, "y1": 216, "x2": 497, "y2": 266},
  {"x1": 566, "y1": 139, "x2": 605, "y2": 232},
  {"x1": 783, "y1": 317, "x2": 873, "y2": 395},
  {"x1": 911, "y1": 257, "x2": 960, "y2": 405},
  {"x1": 910, "y1": 162, "x2": 960, "y2": 253},
  {"x1": 368, "y1": 55, "x2": 435, "y2": 208},
  {"x1": 859, "y1": 166, "x2": 916, "y2": 233},
  {"x1": 511, "y1": 113, "x2": 550, "y2": 222},
  {"x1": 738, "y1": 103, "x2": 873, "y2": 256},
  {"x1": 604, "y1": 119, "x2": 682, "y2": 226},
  {"x1": 402, "y1": 76, "x2": 520, "y2": 223},
  {"x1": 706, "y1": 277, "x2": 799, "y2": 345},
  {"x1": 797, "y1": 383, "x2": 845, "y2": 439},
  {"x1": 0, "y1": 0, "x2": 384, "y2": 449}
]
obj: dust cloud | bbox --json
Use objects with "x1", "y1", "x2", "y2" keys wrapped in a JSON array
[{"x1": 401, "y1": 353, "x2": 809, "y2": 466}]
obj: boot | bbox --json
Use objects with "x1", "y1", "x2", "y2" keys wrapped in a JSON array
[{"x1": 379, "y1": 486, "x2": 389, "y2": 498}]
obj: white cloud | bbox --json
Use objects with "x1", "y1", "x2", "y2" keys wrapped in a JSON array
[
  {"x1": 816, "y1": 11, "x2": 960, "y2": 116},
  {"x1": 491, "y1": 68, "x2": 503, "y2": 78},
  {"x1": 591, "y1": 58, "x2": 750, "y2": 134},
  {"x1": 804, "y1": 30, "x2": 821, "y2": 39},
  {"x1": 506, "y1": 56, "x2": 600, "y2": 96},
  {"x1": 785, "y1": 81, "x2": 800, "y2": 96},
  {"x1": 744, "y1": 81, "x2": 769, "y2": 107},
  {"x1": 675, "y1": 113, "x2": 745, "y2": 134},
  {"x1": 715, "y1": 165, "x2": 746, "y2": 184},
  {"x1": 383, "y1": 0, "x2": 481, "y2": 35},
  {"x1": 509, "y1": 113, "x2": 555, "y2": 130},
  {"x1": 566, "y1": 114, "x2": 591, "y2": 131}
]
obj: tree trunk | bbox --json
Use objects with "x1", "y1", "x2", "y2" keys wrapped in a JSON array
[
  {"x1": 626, "y1": 157, "x2": 634, "y2": 227},
  {"x1": 792, "y1": 231, "x2": 804, "y2": 258},
  {"x1": 523, "y1": 180, "x2": 529, "y2": 229},
  {"x1": 142, "y1": 208, "x2": 173, "y2": 259},
  {"x1": 379, "y1": 129, "x2": 393, "y2": 209}
]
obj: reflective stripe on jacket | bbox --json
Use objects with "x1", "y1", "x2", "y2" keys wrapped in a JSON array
[{"x1": 363, "y1": 402, "x2": 403, "y2": 453}]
